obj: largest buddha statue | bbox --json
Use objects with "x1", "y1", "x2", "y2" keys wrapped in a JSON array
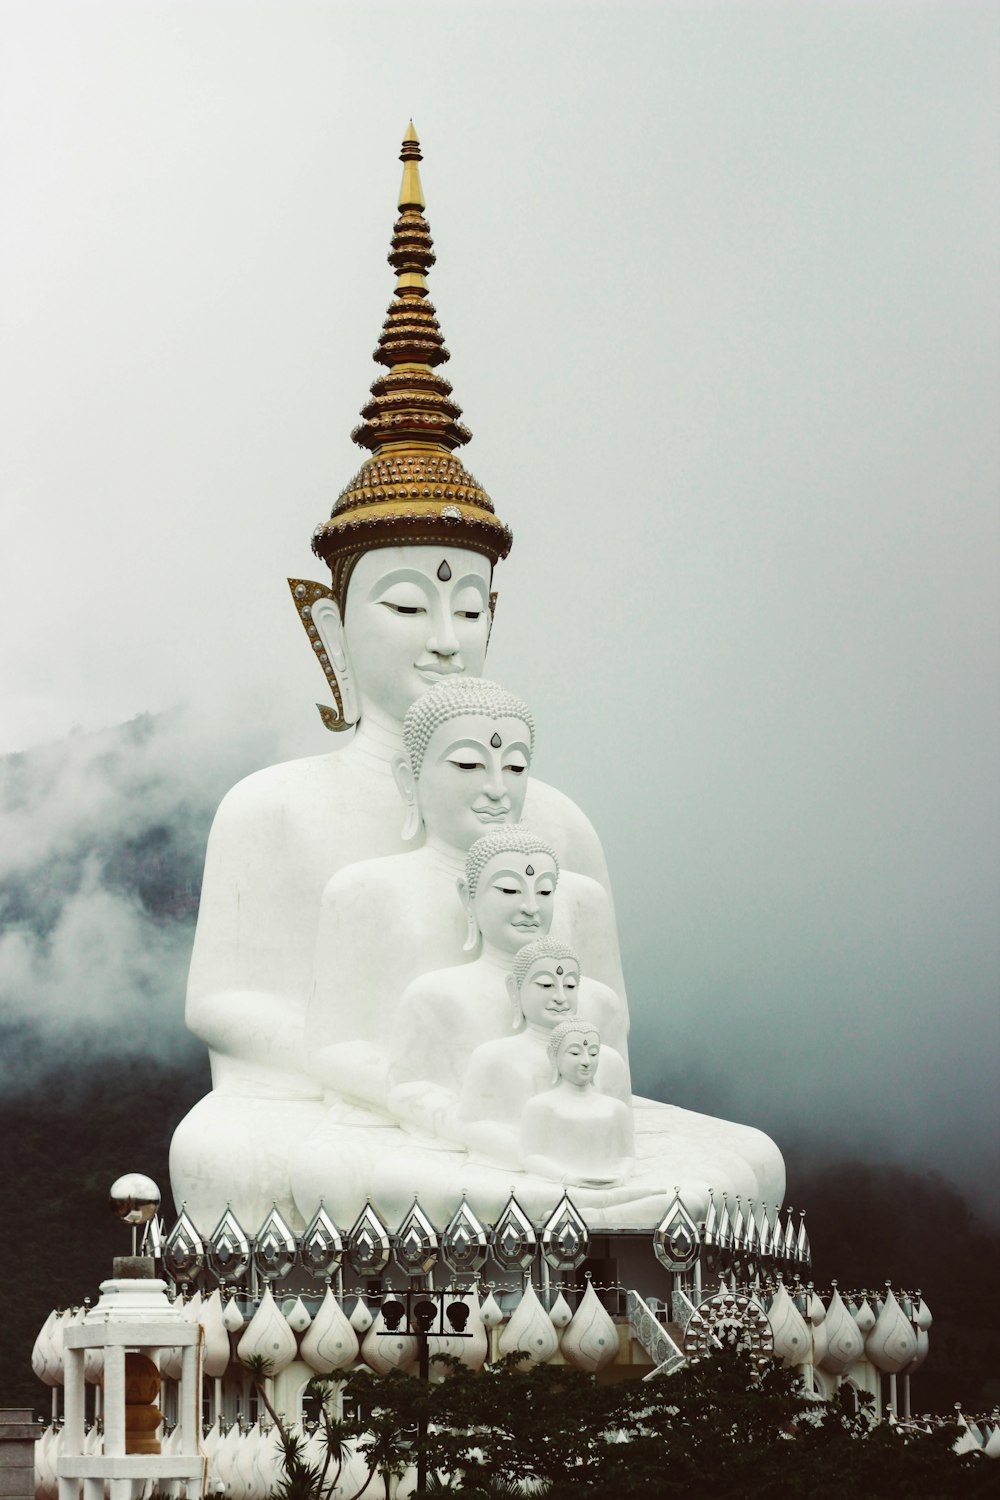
[{"x1": 169, "y1": 126, "x2": 784, "y2": 1236}]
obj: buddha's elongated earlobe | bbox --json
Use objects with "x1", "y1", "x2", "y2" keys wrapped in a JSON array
[
  {"x1": 288, "y1": 579, "x2": 360, "y2": 732},
  {"x1": 392, "y1": 753, "x2": 421, "y2": 842},
  {"x1": 457, "y1": 877, "x2": 480, "y2": 953},
  {"x1": 505, "y1": 972, "x2": 522, "y2": 1031}
]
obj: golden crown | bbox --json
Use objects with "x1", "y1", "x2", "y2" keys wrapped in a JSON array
[{"x1": 311, "y1": 124, "x2": 512, "y2": 589}]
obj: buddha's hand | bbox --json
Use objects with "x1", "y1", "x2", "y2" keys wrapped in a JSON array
[{"x1": 563, "y1": 1172, "x2": 624, "y2": 1188}]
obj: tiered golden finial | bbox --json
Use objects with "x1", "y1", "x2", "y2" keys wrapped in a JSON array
[{"x1": 312, "y1": 125, "x2": 512, "y2": 596}]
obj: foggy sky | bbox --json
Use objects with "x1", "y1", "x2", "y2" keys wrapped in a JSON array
[{"x1": 1, "y1": 3, "x2": 998, "y2": 1216}]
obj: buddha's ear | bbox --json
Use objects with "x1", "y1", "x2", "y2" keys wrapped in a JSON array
[
  {"x1": 392, "y1": 753, "x2": 421, "y2": 842},
  {"x1": 310, "y1": 595, "x2": 360, "y2": 727},
  {"x1": 457, "y1": 877, "x2": 479, "y2": 953}
]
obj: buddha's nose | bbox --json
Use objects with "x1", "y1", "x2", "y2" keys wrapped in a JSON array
[
  {"x1": 426, "y1": 611, "x2": 459, "y2": 657},
  {"x1": 483, "y1": 767, "x2": 505, "y2": 801}
]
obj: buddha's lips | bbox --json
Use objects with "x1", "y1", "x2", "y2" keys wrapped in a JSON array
[
  {"x1": 474, "y1": 807, "x2": 509, "y2": 821},
  {"x1": 415, "y1": 661, "x2": 463, "y2": 680}
]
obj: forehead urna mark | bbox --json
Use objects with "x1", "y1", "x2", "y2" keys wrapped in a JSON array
[
  {"x1": 526, "y1": 864, "x2": 534, "y2": 876},
  {"x1": 556, "y1": 965, "x2": 564, "y2": 975},
  {"x1": 490, "y1": 731, "x2": 502, "y2": 748},
  {"x1": 437, "y1": 559, "x2": 452, "y2": 581}
]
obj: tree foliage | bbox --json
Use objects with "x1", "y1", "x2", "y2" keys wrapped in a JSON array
[{"x1": 270, "y1": 1348, "x2": 996, "y2": 1500}]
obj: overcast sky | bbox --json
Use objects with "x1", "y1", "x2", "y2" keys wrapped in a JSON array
[{"x1": 2, "y1": 2, "x2": 998, "y2": 1216}]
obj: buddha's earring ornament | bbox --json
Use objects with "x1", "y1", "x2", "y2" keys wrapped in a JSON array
[
  {"x1": 462, "y1": 907, "x2": 480, "y2": 953},
  {"x1": 287, "y1": 578, "x2": 357, "y2": 732},
  {"x1": 400, "y1": 795, "x2": 421, "y2": 842}
]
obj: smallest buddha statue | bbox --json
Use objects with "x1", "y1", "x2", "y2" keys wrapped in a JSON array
[{"x1": 520, "y1": 1020, "x2": 635, "y2": 1187}]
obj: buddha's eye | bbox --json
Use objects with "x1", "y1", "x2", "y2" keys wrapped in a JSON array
[
  {"x1": 537, "y1": 882, "x2": 555, "y2": 896},
  {"x1": 504, "y1": 762, "x2": 527, "y2": 775},
  {"x1": 535, "y1": 979, "x2": 553, "y2": 989},
  {"x1": 451, "y1": 758, "x2": 486, "y2": 771},
  {"x1": 565, "y1": 978, "x2": 578, "y2": 990},
  {"x1": 495, "y1": 884, "x2": 520, "y2": 895},
  {"x1": 456, "y1": 610, "x2": 482, "y2": 620},
  {"x1": 382, "y1": 602, "x2": 425, "y2": 616}
]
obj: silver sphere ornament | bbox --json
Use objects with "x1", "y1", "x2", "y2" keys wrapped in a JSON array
[{"x1": 109, "y1": 1173, "x2": 161, "y2": 1226}]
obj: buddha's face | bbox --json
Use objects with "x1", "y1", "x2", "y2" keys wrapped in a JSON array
[
  {"x1": 556, "y1": 1029, "x2": 600, "y2": 1088},
  {"x1": 415, "y1": 715, "x2": 531, "y2": 851},
  {"x1": 341, "y1": 546, "x2": 492, "y2": 724},
  {"x1": 518, "y1": 958, "x2": 580, "y2": 1030},
  {"x1": 471, "y1": 851, "x2": 558, "y2": 955}
]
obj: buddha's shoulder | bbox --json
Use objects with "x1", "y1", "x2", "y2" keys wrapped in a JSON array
[
  {"x1": 321, "y1": 849, "x2": 431, "y2": 903},
  {"x1": 523, "y1": 778, "x2": 609, "y2": 887},
  {"x1": 210, "y1": 750, "x2": 384, "y2": 829}
]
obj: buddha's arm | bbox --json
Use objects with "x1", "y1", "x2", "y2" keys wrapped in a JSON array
[
  {"x1": 312, "y1": 1040, "x2": 388, "y2": 1109},
  {"x1": 553, "y1": 873, "x2": 629, "y2": 1013},
  {"x1": 384, "y1": 985, "x2": 458, "y2": 1130},
  {"x1": 579, "y1": 979, "x2": 631, "y2": 1088},
  {"x1": 185, "y1": 777, "x2": 313, "y2": 1073},
  {"x1": 596, "y1": 1047, "x2": 632, "y2": 1106},
  {"x1": 452, "y1": 1049, "x2": 521, "y2": 1166},
  {"x1": 522, "y1": 778, "x2": 614, "y2": 896}
]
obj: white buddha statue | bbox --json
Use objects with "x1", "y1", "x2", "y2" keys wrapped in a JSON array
[
  {"x1": 520, "y1": 1020, "x2": 635, "y2": 1187},
  {"x1": 385, "y1": 826, "x2": 630, "y2": 1135},
  {"x1": 171, "y1": 125, "x2": 786, "y2": 1236},
  {"x1": 453, "y1": 939, "x2": 630, "y2": 1170}
]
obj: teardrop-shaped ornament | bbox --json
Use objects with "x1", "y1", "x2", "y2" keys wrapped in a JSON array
[
  {"x1": 348, "y1": 1297, "x2": 374, "y2": 1333},
  {"x1": 207, "y1": 1207, "x2": 251, "y2": 1284},
  {"x1": 490, "y1": 1193, "x2": 537, "y2": 1273},
  {"x1": 766, "y1": 1280, "x2": 811, "y2": 1367},
  {"x1": 441, "y1": 1197, "x2": 489, "y2": 1277},
  {"x1": 361, "y1": 1310, "x2": 418, "y2": 1376},
  {"x1": 31, "y1": 1310, "x2": 60, "y2": 1387},
  {"x1": 221, "y1": 1291, "x2": 246, "y2": 1332},
  {"x1": 299, "y1": 1203, "x2": 344, "y2": 1280},
  {"x1": 818, "y1": 1287, "x2": 865, "y2": 1375},
  {"x1": 540, "y1": 1195, "x2": 589, "y2": 1271},
  {"x1": 497, "y1": 1282, "x2": 558, "y2": 1365},
  {"x1": 253, "y1": 1204, "x2": 297, "y2": 1282},
  {"x1": 347, "y1": 1202, "x2": 392, "y2": 1278},
  {"x1": 853, "y1": 1295, "x2": 876, "y2": 1334},
  {"x1": 394, "y1": 1199, "x2": 439, "y2": 1278},
  {"x1": 479, "y1": 1290, "x2": 504, "y2": 1329},
  {"x1": 199, "y1": 1288, "x2": 232, "y2": 1378},
  {"x1": 236, "y1": 1285, "x2": 298, "y2": 1376},
  {"x1": 299, "y1": 1287, "x2": 360, "y2": 1374},
  {"x1": 559, "y1": 1282, "x2": 619, "y2": 1373},
  {"x1": 548, "y1": 1292, "x2": 573, "y2": 1329},
  {"x1": 865, "y1": 1286, "x2": 917, "y2": 1374},
  {"x1": 284, "y1": 1296, "x2": 312, "y2": 1333},
  {"x1": 653, "y1": 1193, "x2": 700, "y2": 1272},
  {"x1": 164, "y1": 1209, "x2": 205, "y2": 1282}
]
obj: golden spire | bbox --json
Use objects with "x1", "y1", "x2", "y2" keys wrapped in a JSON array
[{"x1": 312, "y1": 126, "x2": 511, "y2": 593}]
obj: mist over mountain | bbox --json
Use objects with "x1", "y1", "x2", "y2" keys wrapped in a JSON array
[{"x1": 0, "y1": 704, "x2": 280, "y2": 1084}]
